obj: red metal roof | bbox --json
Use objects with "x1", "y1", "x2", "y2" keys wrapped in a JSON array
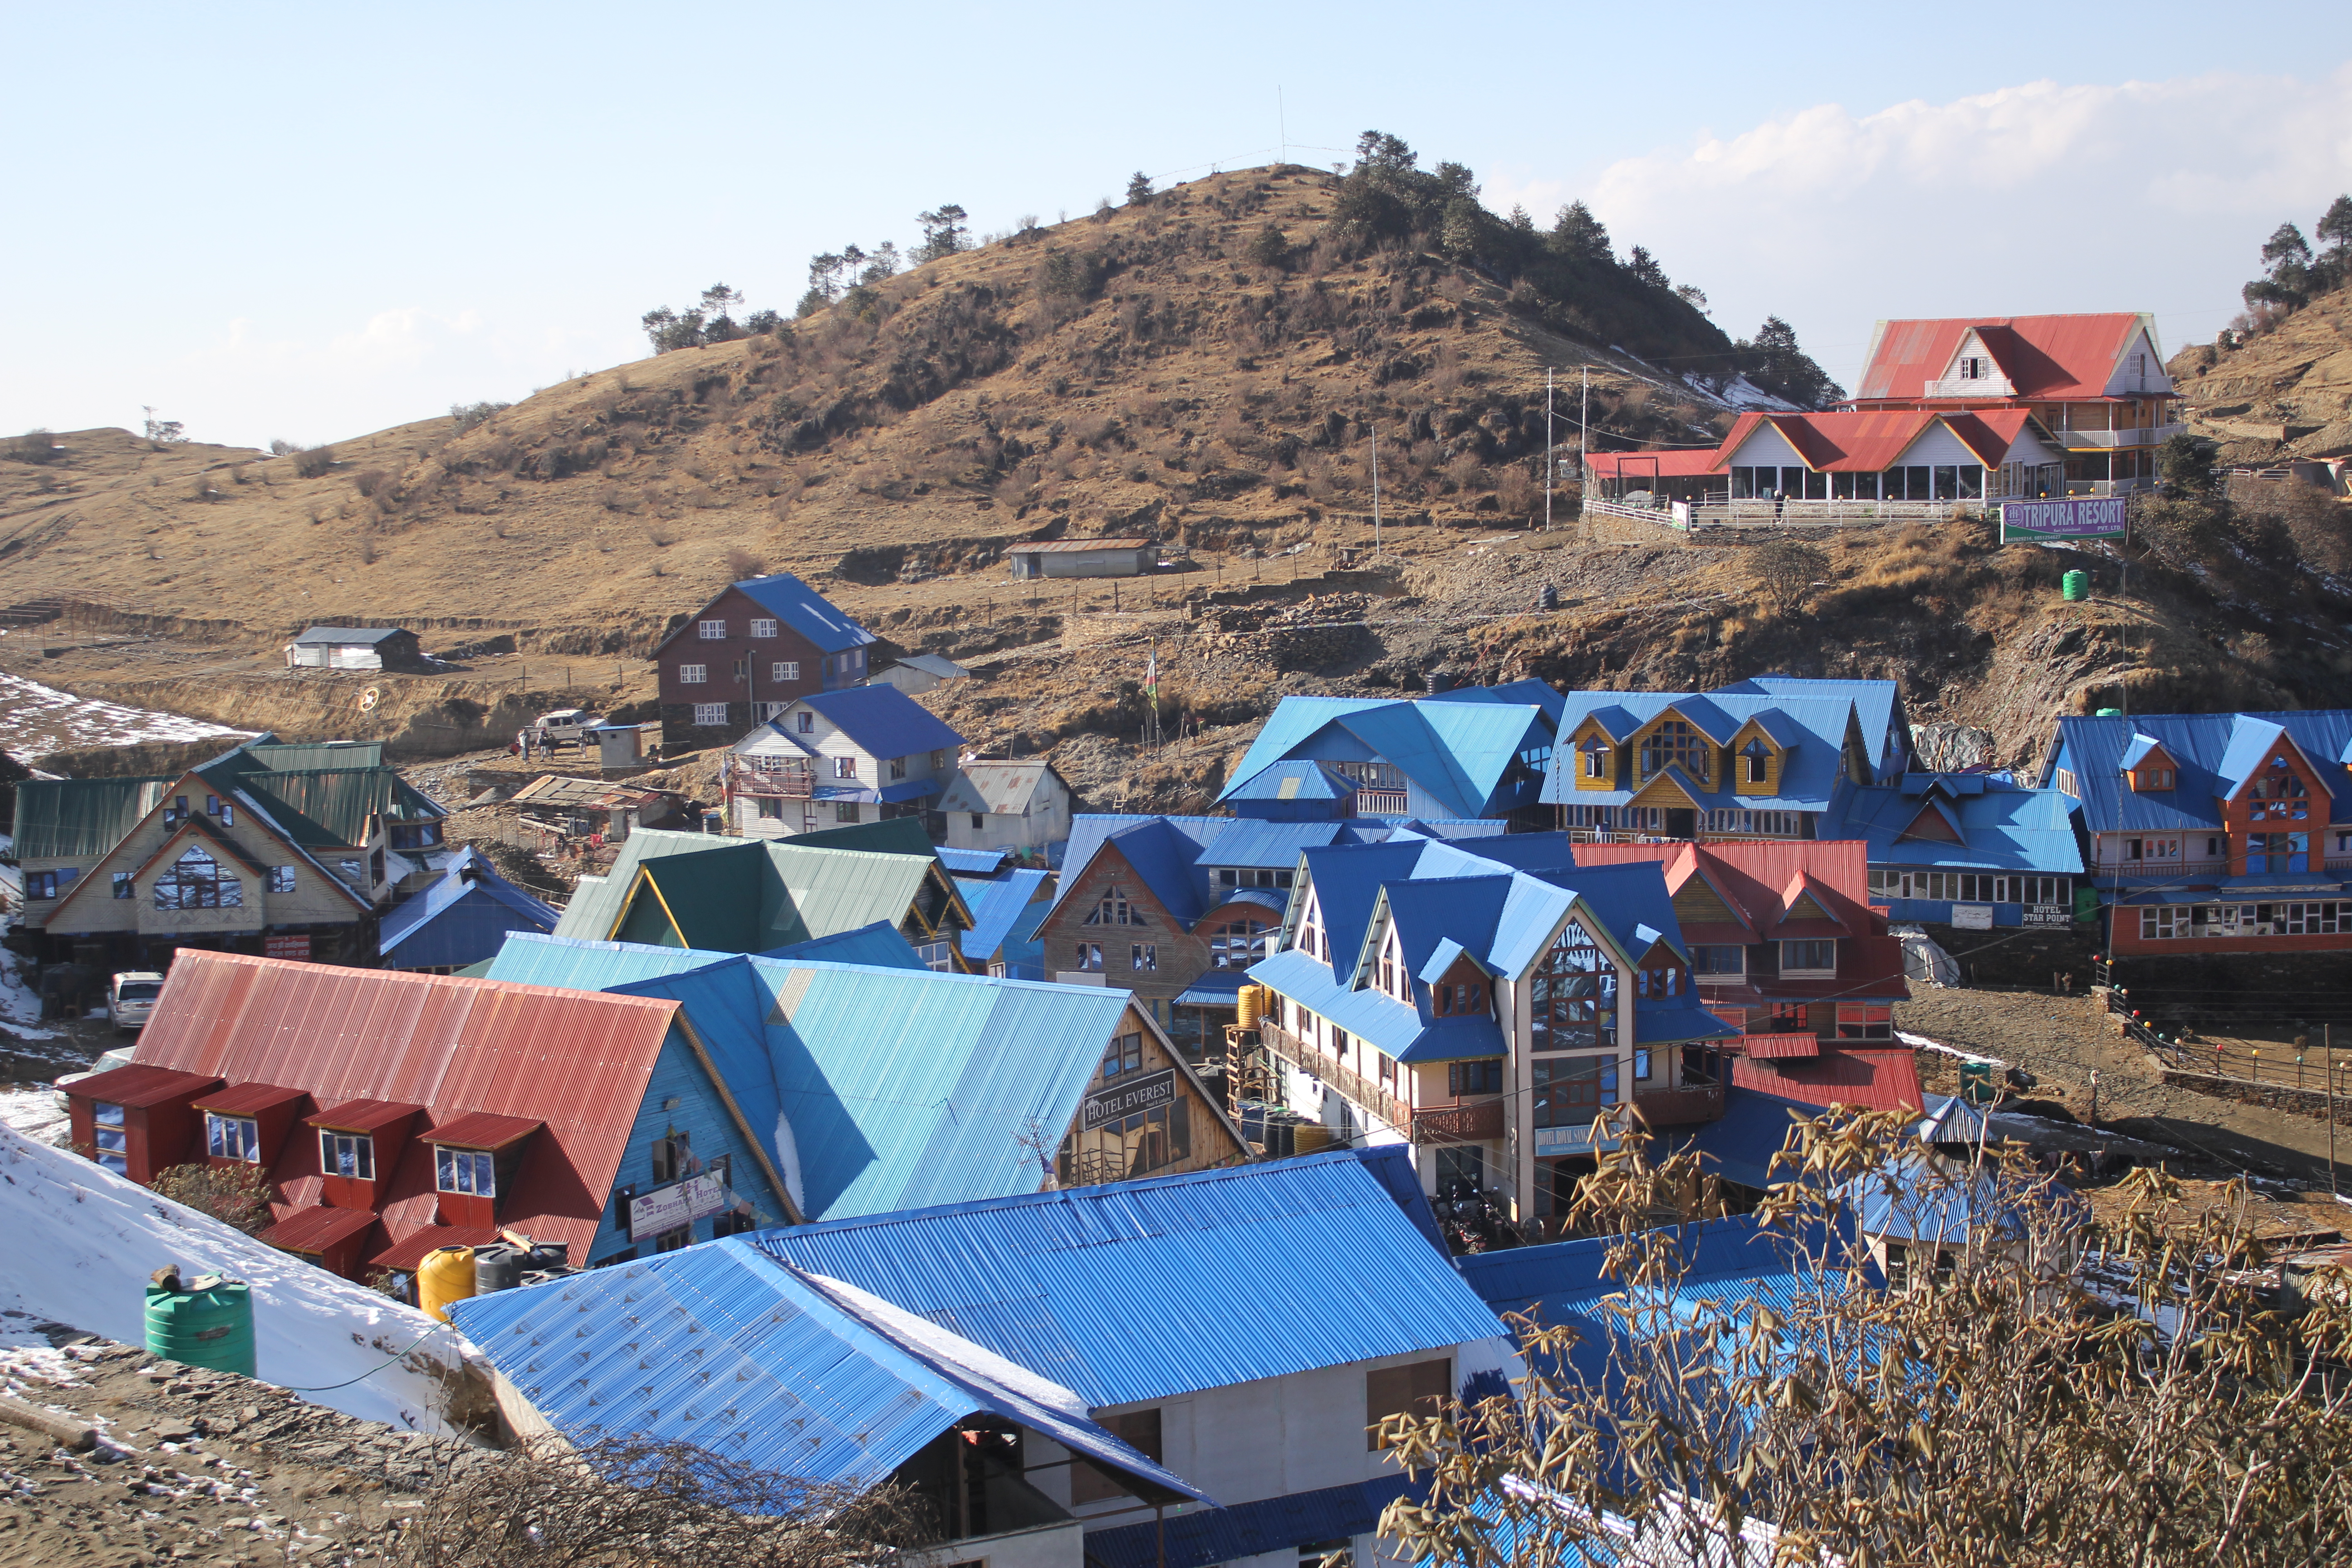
[
  {"x1": 369, "y1": 1225, "x2": 502, "y2": 1272},
  {"x1": 191, "y1": 1082, "x2": 309, "y2": 1117},
  {"x1": 130, "y1": 951, "x2": 682, "y2": 1266},
  {"x1": 1732, "y1": 1046, "x2": 1923, "y2": 1113},
  {"x1": 1586, "y1": 407, "x2": 2046, "y2": 480},
  {"x1": 64, "y1": 1064, "x2": 223, "y2": 1110},
  {"x1": 306, "y1": 1098, "x2": 425, "y2": 1134},
  {"x1": 1854, "y1": 314, "x2": 2151, "y2": 402},
  {"x1": 1740, "y1": 1032, "x2": 1821, "y2": 1060},
  {"x1": 259, "y1": 1205, "x2": 378, "y2": 1255},
  {"x1": 424, "y1": 1111, "x2": 544, "y2": 1149}
]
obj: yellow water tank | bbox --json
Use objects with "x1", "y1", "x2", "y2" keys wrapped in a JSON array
[
  {"x1": 1236, "y1": 985, "x2": 1262, "y2": 1029},
  {"x1": 418, "y1": 1246, "x2": 477, "y2": 1323}
]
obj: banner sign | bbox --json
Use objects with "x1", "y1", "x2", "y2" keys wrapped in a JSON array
[
  {"x1": 629, "y1": 1171, "x2": 731, "y2": 1236},
  {"x1": 2021, "y1": 905, "x2": 2075, "y2": 928},
  {"x1": 264, "y1": 933, "x2": 313, "y2": 961},
  {"x1": 1083, "y1": 1069, "x2": 1176, "y2": 1132},
  {"x1": 1999, "y1": 497, "x2": 2128, "y2": 542},
  {"x1": 1950, "y1": 904, "x2": 1994, "y2": 931}
]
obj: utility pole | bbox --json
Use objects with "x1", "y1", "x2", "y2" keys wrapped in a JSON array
[
  {"x1": 1579, "y1": 367, "x2": 1591, "y2": 535},
  {"x1": 1370, "y1": 423, "x2": 1381, "y2": 561},
  {"x1": 1544, "y1": 368, "x2": 1554, "y2": 533},
  {"x1": 2331, "y1": 1022, "x2": 2338, "y2": 1198}
]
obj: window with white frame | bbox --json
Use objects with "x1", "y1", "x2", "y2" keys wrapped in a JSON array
[
  {"x1": 319, "y1": 1130, "x2": 375, "y2": 1180},
  {"x1": 772, "y1": 661, "x2": 799, "y2": 682},
  {"x1": 679, "y1": 663, "x2": 707, "y2": 684},
  {"x1": 693, "y1": 703, "x2": 728, "y2": 726},
  {"x1": 435, "y1": 1146, "x2": 496, "y2": 1196},
  {"x1": 834, "y1": 756, "x2": 857, "y2": 778},
  {"x1": 750, "y1": 618, "x2": 778, "y2": 639},
  {"x1": 697, "y1": 619, "x2": 726, "y2": 639},
  {"x1": 206, "y1": 1113, "x2": 260, "y2": 1162}
]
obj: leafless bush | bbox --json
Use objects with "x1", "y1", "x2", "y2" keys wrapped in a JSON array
[
  {"x1": 3, "y1": 428, "x2": 59, "y2": 464},
  {"x1": 385, "y1": 1435, "x2": 935, "y2": 1568},
  {"x1": 1496, "y1": 464, "x2": 1536, "y2": 519},
  {"x1": 1382, "y1": 1105, "x2": 2352, "y2": 1568},
  {"x1": 359, "y1": 527, "x2": 380, "y2": 565},
  {"x1": 353, "y1": 468, "x2": 392, "y2": 497},
  {"x1": 150, "y1": 1161, "x2": 271, "y2": 1235},
  {"x1": 1442, "y1": 452, "x2": 1484, "y2": 494},
  {"x1": 293, "y1": 444, "x2": 336, "y2": 479},
  {"x1": 725, "y1": 547, "x2": 768, "y2": 578},
  {"x1": 449, "y1": 400, "x2": 510, "y2": 435},
  {"x1": 647, "y1": 524, "x2": 678, "y2": 548},
  {"x1": 228, "y1": 463, "x2": 250, "y2": 485},
  {"x1": 1750, "y1": 538, "x2": 1830, "y2": 613}
]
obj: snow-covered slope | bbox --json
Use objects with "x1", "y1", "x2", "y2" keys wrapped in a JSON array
[{"x1": 0, "y1": 1124, "x2": 479, "y2": 1433}]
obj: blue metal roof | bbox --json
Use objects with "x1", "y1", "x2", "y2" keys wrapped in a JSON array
[
  {"x1": 763, "y1": 921, "x2": 926, "y2": 970},
  {"x1": 954, "y1": 867, "x2": 1049, "y2": 963},
  {"x1": 733, "y1": 571, "x2": 876, "y2": 654},
  {"x1": 1218, "y1": 696, "x2": 1551, "y2": 819},
  {"x1": 2050, "y1": 710, "x2": 2352, "y2": 833},
  {"x1": 1422, "y1": 676, "x2": 1568, "y2": 725},
  {"x1": 1542, "y1": 689, "x2": 1869, "y2": 810},
  {"x1": 1250, "y1": 947, "x2": 1445, "y2": 1061},
  {"x1": 488, "y1": 936, "x2": 1147, "y2": 1222},
  {"x1": 1455, "y1": 1211, "x2": 1839, "y2": 1342},
  {"x1": 756, "y1": 1152, "x2": 1509, "y2": 1408},
  {"x1": 1661, "y1": 1087, "x2": 1820, "y2": 1189},
  {"x1": 446, "y1": 1240, "x2": 1203, "y2": 1503},
  {"x1": 876, "y1": 778, "x2": 941, "y2": 804},
  {"x1": 1219, "y1": 760, "x2": 1352, "y2": 802},
  {"x1": 935, "y1": 845, "x2": 1010, "y2": 874},
  {"x1": 788, "y1": 685, "x2": 965, "y2": 760},
  {"x1": 1821, "y1": 775, "x2": 2083, "y2": 875},
  {"x1": 1087, "y1": 1476, "x2": 1421, "y2": 1568},
  {"x1": 1171, "y1": 970, "x2": 1250, "y2": 1005},
  {"x1": 1219, "y1": 698, "x2": 1394, "y2": 795},
  {"x1": 378, "y1": 846, "x2": 559, "y2": 967},
  {"x1": 1195, "y1": 819, "x2": 1353, "y2": 867},
  {"x1": 1721, "y1": 674, "x2": 1907, "y2": 775}
]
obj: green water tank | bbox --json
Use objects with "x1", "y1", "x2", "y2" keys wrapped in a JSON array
[
  {"x1": 1959, "y1": 1061, "x2": 1998, "y2": 1105},
  {"x1": 2097, "y1": 707, "x2": 2123, "y2": 717},
  {"x1": 144, "y1": 1273, "x2": 256, "y2": 1377},
  {"x1": 2061, "y1": 569, "x2": 2090, "y2": 602}
]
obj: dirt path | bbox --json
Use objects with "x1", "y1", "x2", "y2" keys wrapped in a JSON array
[{"x1": 1897, "y1": 986, "x2": 2350, "y2": 1181}]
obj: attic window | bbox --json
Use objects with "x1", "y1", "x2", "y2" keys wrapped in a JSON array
[
  {"x1": 2132, "y1": 766, "x2": 2175, "y2": 791},
  {"x1": 1959, "y1": 357, "x2": 1985, "y2": 379},
  {"x1": 154, "y1": 845, "x2": 241, "y2": 911},
  {"x1": 320, "y1": 1130, "x2": 375, "y2": 1180},
  {"x1": 1641, "y1": 720, "x2": 1709, "y2": 784},
  {"x1": 1434, "y1": 980, "x2": 1485, "y2": 1016},
  {"x1": 1743, "y1": 740, "x2": 1769, "y2": 784},
  {"x1": 1084, "y1": 888, "x2": 1147, "y2": 926},
  {"x1": 1582, "y1": 740, "x2": 1609, "y2": 779}
]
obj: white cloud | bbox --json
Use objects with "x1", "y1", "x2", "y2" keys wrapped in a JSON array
[{"x1": 1501, "y1": 67, "x2": 2352, "y2": 386}]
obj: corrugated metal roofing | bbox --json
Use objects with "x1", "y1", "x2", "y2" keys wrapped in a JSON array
[
  {"x1": 1855, "y1": 314, "x2": 2154, "y2": 402},
  {"x1": 935, "y1": 845, "x2": 1010, "y2": 874},
  {"x1": 937, "y1": 760, "x2": 1059, "y2": 817},
  {"x1": 448, "y1": 1240, "x2": 1204, "y2": 1502},
  {"x1": 423, "y1": 1110, "x2": 543, "y2": 1148},
  {"x1": 1544, "y1": 690, "x2": 1870, "y2": 809},
  {"x1": 260, "y1": 1206, "x2": 377, "y2": 1253},
  {"x1": 2052, "y1": 710, "x2": 2352, "y2": 833},
  {"x1": 787, "y1": 685, "x2": 965, "y2": 760},
  {"x1": 1732, "y1": 1046, "x2": 1922, "y2": 1114},
  {"x1": 1218, "y1": 759, "x2": 1352, "y2": 802},
  {"x1": 485, "y1": 936, "x2": 1151, "y2": 1222},
  {"x1": 558, "y1": 830, "x2": 961, "y2": 956},
  {"x1": 954, "y1": 868, "x2": 1049, "y2": 963},
  {"x1": 306, "y1": 1098, "x2": 424, "y2": 1134},
  {"x1": 11, "y1": 775, "x2": 176, "y2": 859},
  {"x1": 1457, "y1": 1210, "x2": 1838, "y2": 1342},
  {"x1": 217, "y1": 764, "x2": 444, "y2": 847},
  {"x1": 731, "y1": 571, "x2": 877, "y2": 653},
  {"x1": 1004, "y1": 536, "x2": 1154, "y2": 553},
  {"x1": 65, "y1": 1063, "x2": 223, "y2": 1108},
  {"x1": 191, "y1": 1082, "x2": 308, "y2": 1117},
  {"x1": 1823, "y1": 775, "x2": 2082, "y2": 874},
  {"x1": 1661, "y1": 1088, "x2": 1820, "y2": 1189},
  {"x1": 508, "y1": 775, "x2": 670, "y2": 809},
  {"x1": 293, "y1": 626, "x2": 408, "y2": 644},
  {"x1": 764, "y1": 921, "x2": 926, "y2": 970},
  {"x1": 756, "y1": 1152, "x2": 1510, "y2": 1407},
  {"x1": 125, "y1": 951, "x2": 681, "y2": 1263},
  {"x1": 379, "y1": 846, "x2": 561, "y2": 964}
]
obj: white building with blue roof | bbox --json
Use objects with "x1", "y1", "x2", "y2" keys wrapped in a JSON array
[
  {"x1": 1218, "y1": 683, "x2": 1563, "y2": 828},
  {"x1": 724, "y1": 683, "x2": 968, "y2": 837},
  {"x1": 1248, "y1": 831, "x2": 1737, "y2": 1222},
  {"x1": 2043, "y1": 708, "x2": 2352, "y2": 959},
  {"x1": 1823, "y1": 772, "x2": 2086, "y2": 932}
]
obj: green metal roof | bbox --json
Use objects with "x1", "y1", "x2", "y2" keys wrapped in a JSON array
[
  {"x1": 216, "y1": 766, "x2": 442, "y2": 848},
  {"x1": 557, "y1": 829, "x2": 966, "y2": 954},
  {"x1": 10, "y1": 776, "x2": 172, "y2": 859},
  {"x1": 221, "y1": 740, "x2": 388, "y2": 773}
]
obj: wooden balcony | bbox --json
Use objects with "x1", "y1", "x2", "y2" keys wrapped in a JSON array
[
  {"x1": 1633, "y1": 1081, "x2": 1725, "y2": 1127},
  {"x1": 728, "y1": 763, "x2": 817, "y2": 798},
  {"x1": 1259, "y1": 1022, "x2": 1407, "y2": 1129},
  {"x1": 1411, "y1": 1100, "x2": 1505, "y2": 1144}
]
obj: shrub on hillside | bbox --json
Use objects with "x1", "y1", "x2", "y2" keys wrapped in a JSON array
[
  {"x1": 2, "y1": 428, "x2": 57, "y2": 463},
  {"x1": 1751, "y1": 538, "x2": 1830, "y2": 613},
  {"x1": 1245, "y1": 223, "x2": 1291, "y2": 271},
  {"x1": 150, "y1": 1161, "x2": 271, "y2": 1235},
  {"x1": 292, "y1": 444, "x2": 336, "y2": 479},
  {"x1": 449, "y1": 400, "x2": 510, "y2": 435}
]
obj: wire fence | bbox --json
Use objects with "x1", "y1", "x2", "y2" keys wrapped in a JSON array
[{"x1": 2098, "y1": 961, "x2": 2352, "y2": 1100}]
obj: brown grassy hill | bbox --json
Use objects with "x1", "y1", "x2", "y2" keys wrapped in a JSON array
[
  {"x1": 0, "y1": 166, "x2": 1735, "y2": 644},
  {"x1": 2168, "y1": 279, "x2": 2352, "y2": 464}
]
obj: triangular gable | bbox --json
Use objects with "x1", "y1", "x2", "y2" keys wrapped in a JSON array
[
  {"x1": 42, "y1": 780, "x2": 366, "y2": 926},
  {"x1": 611, "y1": 865, "x2": 691, "y2": 947},
  {"x1": 1627, "y1": 767, "x2": 1705, "y2": 811},
  {"x1": 2217, "y1": 717, "x2": 2322, "y2": 798},
  {"x1": 1774, "y1": 870, "x2": 1852, "y2": 934},
  {"x1": 1896, "y1": 799, "x2": 1966, "y2": 845}
]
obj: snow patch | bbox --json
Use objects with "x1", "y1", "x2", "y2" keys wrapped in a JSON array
[
  {"x1": 1898, "y1": 1029, "x2": 2003, "y2": 1067},
  {"x1": 0, "y1": 1086, "x2": 69, "y2": 1146},
  {"x1": 0, "y1": 668, "x2": 252, "y2": 760},
  {"x1": 0, "y1": 1123, "x2": 480, "y2": 1433}
]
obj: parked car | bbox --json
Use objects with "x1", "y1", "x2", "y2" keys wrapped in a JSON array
[
  {"x1": 531, "y1": 709, "x2": 603, "y2": 749},
  {"x1": 109, "y1": 971, "x2": 165, "y2": 1033}
]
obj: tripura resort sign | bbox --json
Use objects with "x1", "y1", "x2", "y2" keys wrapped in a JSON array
[{"x1": 1999, "y1": 497, "x2": 2129, "y2": 542}]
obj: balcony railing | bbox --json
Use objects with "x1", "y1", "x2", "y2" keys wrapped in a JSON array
[
  {"x1": 2050, "y1": 423, "x2": 2182, "y2": 450},
  {"x1": 1260, "y1": 1021, "x2": 1407, "y2": 1129},
  {"x1": 1633, "y1": 1081, "x2": 1725, "y2": 1127},
  {"x1": 1411, "y1": 1100, "x2": 1506, "y2": 1144},
  {"x1": 728, "y1": 763, "x2": 817, "y2": 798}
]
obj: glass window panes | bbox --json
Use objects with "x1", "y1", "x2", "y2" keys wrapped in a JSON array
[
  {"x1": 1529, "y1": 921, "x2": 1615, "y2": 1049},
  {"x1": 320, "y1": 1130, "x2": 375, "y2": 1180},
  {"x1": 436, "y1": 1146, "x2": 496, "y2": 1196},
  {"x1": 154, "y1": 845, "x2": 241, "y2": 911},
  {"x1": 206, "y1": 1113, "x2": 261, "y2": 1162},
  {"x1": 93, "y1": 1102, "x2": 128, "y2": 1173},
  {"x1": 1532, "y1": 1055, "x2": 1618, "y2": 1127}
]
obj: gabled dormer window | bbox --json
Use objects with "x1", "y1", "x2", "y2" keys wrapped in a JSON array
[
  {"x1": 1434, "y1": 980, "x2": 1485, "y2": 1016},
  {"x1": 1582, "y1": 740, "x2": 1610, "y2": 779},
  {"x1": 1641, "y1": 719, "x2": 1709, "y2": 784},
  {"x1": 2247, "y1": 754, "x2": 2310, "y2": 820},
  {"x1": 2132, "y1": 766, "x2": 2175, "y2": 790},
  {"x1": 1742, "y1": 740, "x2": 1769, "y2": 784},
  {"x1": 320, "y1": 1130, "x2": 375, "y2": 1180}
]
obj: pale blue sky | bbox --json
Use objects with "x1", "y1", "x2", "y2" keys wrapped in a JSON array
[{"x1": 5, "y1": 2, "x2": 2350, "y2": 447}]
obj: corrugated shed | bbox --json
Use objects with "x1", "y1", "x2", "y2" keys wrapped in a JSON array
[
  {"x1": 757, "y1": 1152, "x2": 1511, "y2": 1408},
  {"x1": 293, "y1": 627, "x2": 407, "y2": 645},
  {"x1": 127, "y1": 951, "x2": 680, "y2": 1262},
  {"x1": 1005, "y1": 536, "x2": 1154, "y2": 553},
  {"x1": 10, "y1": 775, "x2": 172, "y2": 858},
  {"x1": 791, "y1": 685, "x2": 965, "y2": 759},
  {"x1": 447, "y1": 1240, "x2": 1204, "y2": 1502},
  {"x1": 937, "y1": 760, "x2": 1059, "y2": 817}
]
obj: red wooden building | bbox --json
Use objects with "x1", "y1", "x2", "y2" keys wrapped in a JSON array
[{"x1": 652, "y1": 572, "x2": 877, "y2": 748}]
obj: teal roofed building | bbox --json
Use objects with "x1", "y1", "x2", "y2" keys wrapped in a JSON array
[
  {"x1": 479, "y1": 931, "x2": 1249, "y2": 1223},
  {"x1": 1217, "y1": 682, "x2": 1562, "y2": 828},
  {"x1": 1247, "y1": 831, "x2": 1736, "y2": 1225}
]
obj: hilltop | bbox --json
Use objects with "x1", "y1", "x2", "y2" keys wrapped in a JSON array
[{"x1": 2168, "y1": 276, "x2": 2352, "y2": 466}]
